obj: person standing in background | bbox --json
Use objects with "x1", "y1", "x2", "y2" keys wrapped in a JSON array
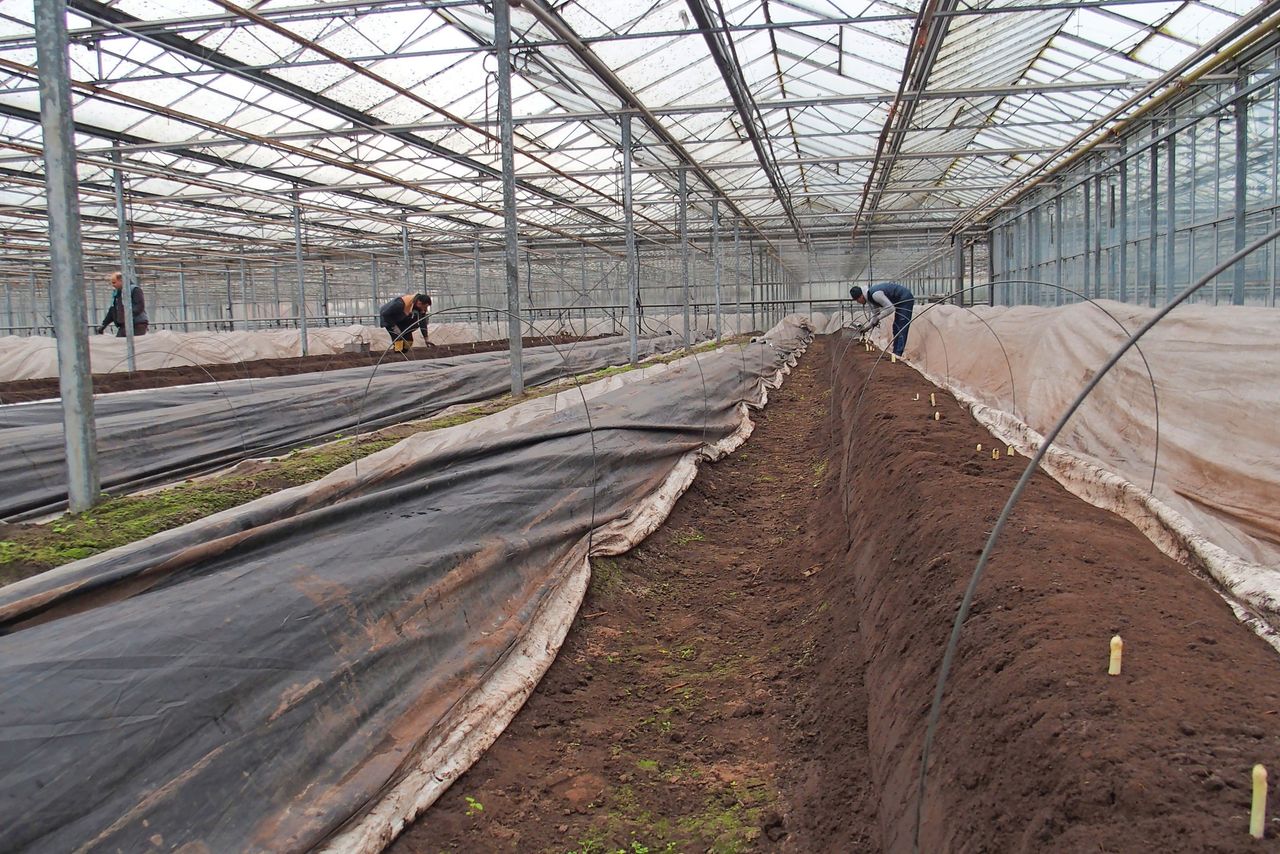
[
  {"x1": 849, "y1": 282, "x2": 914, "y2": 357},
  {"x1": 98, "y1": 271, "x2": 148, "y2": 336}
]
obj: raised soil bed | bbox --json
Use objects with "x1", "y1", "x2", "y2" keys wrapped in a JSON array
[{"x1": 395, "y1": 335, "x2": 1279, "y2": 852}]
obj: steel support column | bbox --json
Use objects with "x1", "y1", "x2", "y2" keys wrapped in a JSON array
[
  {"x1": 474, "y1": 239, "x2": 483, "y2": 337},
  {"x1": 401, "y1": 222, "x2": 412, "y2": 294},
  {"x1": 1054, "y1": 192, "x2": 1064, "y2": 306},
  {"x1": 35, "y1": 0, "x2": 98, "y2": 510},
  {"x1": 321, "y1": 264, "x2": 329, "y2": 326},
  {"x1": 1147, "y1": 125, "x2": 1159, "y2": 307},
  {"x1": 1165, "y1": 134, "x2": 1177, "y2": 303},
  {"x1": 622, "y1": 115, "x2": 638, "y2": 365},
  {"x1": 177, "y1": 262, "x2": 188, "y2": 330},
  {"x1": 579, "y1": 243, "x2": 588, "y2": 334},
  {"x1": 1233, "y1": 83, "x2": 1248, "y2": 305},
  {"x1": 292, "y1": 195, "x2": 309, "y2": 356},
  {"x1": 1093, "y1": 172, "x2": 1104, "y2": 299},
  {"x1": 371, "y1": 256, "x2": 378, "y2": 324},
  {"x1": 733, "y1": 221, "x2": 741, "y2": 335},
  {"x1": 1083, "y1": 178, "x2": 1092, "y2": 300},
  {"x1": 1119, "y1": 144, "x2": 1129, "y2": 303},
  {"x1": 224, "y1": 268, "x2": 234, "y2": 330},
  {"x1": 954, "y1": 236, "x2": 964, "y2": 306},
  {"x1": 712, "y1": 199, "x2": 722, "y2": 340},
  {"x1": 110, "y1": 149, "x2": 137, "y2": 371},
  {"x1": 495, "y1": 0, "x2": 523, "y2": 393},
  {"x1": 679, "y1": 166, "x2": 690, "y2": 344}
]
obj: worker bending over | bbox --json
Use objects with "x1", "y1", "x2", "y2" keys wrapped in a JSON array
[
  {"x1": 379, "y1": 293, "x2": 432, "y2": 351},
  {"x1": 98, "y1": 271, "x2": 149, "y2": 336},
  {"x1": 849, "y1": 282, "x2": 914, "y2": 357}
]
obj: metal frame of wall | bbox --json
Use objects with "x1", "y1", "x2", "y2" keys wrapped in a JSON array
[{"x1": 982, "y1": 40, "x2": 1280, "y2": 308}]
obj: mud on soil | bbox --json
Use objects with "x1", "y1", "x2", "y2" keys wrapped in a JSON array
[
  {"x1": 0, "y1": 334, "x2": 610, "y2": 403},
  {"x1": 389, "y1": 333, "x2": 1280, "y2": 853}
]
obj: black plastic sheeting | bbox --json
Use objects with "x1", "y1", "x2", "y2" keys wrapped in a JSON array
[
  {"x1": 0, "y1": 325, "x2": 808, "y2": 853},
  {"x1": 0, "y1": 335, "x2": 681, "y2": 520}
]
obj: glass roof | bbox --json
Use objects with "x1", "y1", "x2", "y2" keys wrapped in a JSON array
[{"x1": 0, "y1": 0, "x2": 1268, "y2": 269}]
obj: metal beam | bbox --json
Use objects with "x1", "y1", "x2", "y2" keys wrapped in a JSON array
[
  {"x1": 34, "y1": 0, "x2": 100, "y2": 512},
  {"x1": 292, "y1": 194, "x2": 308, "y2": 355},
  {"x1": 622, "y1": 116, "x2": 638, "y2": 366},
  {"x1": 686, "y1": 0, "x2": 803, "y2": 240},
  {"x1": 679, "y1": 167, "x2": 690, "y2": 345},
  {"x1": 495, "y1": 0, "x2": 522, "y2": 395},
  {"x1": 519, "y1": 0, "x2": 782, "y2": 260},
  {"x1": 854, "y1": 0, "x2": 959, "y2": 238},
  {"x1": 110, "y1": 148, "x2": 137, "y2": 371}
]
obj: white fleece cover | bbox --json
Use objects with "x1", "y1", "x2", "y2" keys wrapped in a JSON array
[
  {"x1": 854, "y1": 302, "x2": 1280, "y2": 644},
  {"x1": 0, "y1": 312, "x2": 768, "y2": 382}
]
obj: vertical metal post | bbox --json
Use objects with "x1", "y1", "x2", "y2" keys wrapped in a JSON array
[
  {"x1": 579, "y1": 242, "x2": 587, "y2": 334},
  {"x1": 985, "y1": 232, "x2": 995, "y2": 307},
  {"x1": 474, "y1": 239, "x2": 484, "y2": 338},
  {"x1": 35, "y1": 0, "x2": 99, "y2": 510},
  {"x1": 239, "y1": 256, "x2": 249, "y2": 327},
  {"x1": 1165, "y1": 134, "x2": 1177, "y2": 304},
  {"x1": 1273, "y1": 78, "x2": 1279, "y2": 308},
  {"x1": 1233, "y1": 83, "x2": 1248, "y2": 305},
  {"x1": 29, "y1": 270, "x2": 37, "y2": 334},
  {"x1": 954, "y1": 236, "x2": 964, "y2": 306},
  {"x1": 270, "y1": 263, "x2": 279, "y2": 327},
  {"x1": 370, "y1": 256, "x2": 378, "y2": 325},
  {"x1": 1148, "y1": 124, "x2": 1159, "y2": 307},
  {"x1": 1093, "y1": 172, "x2": 1103, "y2": 299},
  {"x1": 292, "y1": 194, "x2": 309, "y2": 356},
  {"x1": 224, "y1": 267, "x2": 234, "y2": 331},
  {"x1": 711, "y1": 199, "x2": 722, "y2": 341},
  {"x1": 1083, "y1": 177, "x2": 1092, "y2": 301},
  {"x1": 110, "y1": 149, "x2": 137, "y2": 370},
  {"x1": 622, "y1": 115, "x2": 638, "y2": 364},
  {"x1": 4, "y1": 283, "x2": 12, "y2": 334},
  {"x1": 321, "y1": 264, "x2": 330, "y2": 327},
  {"x1": 401, "y1": 221, "x2": 412, "y2": 295},
  {"x1": 495, "y1": 0, "x2": 523, "y2": 394},
  {"x1": 733, "y1": 221, "x2": 741, "y2": 335},
  {"x1": 1119, "y1": 142, "x2": 1129, "y2": 303},
  {"x1": 177, "y1": 262, "x2": 189, "y2": 331},
  {"x1": 749, "y1": 243, "x2": 757, "y2": 330},
  {"x1": 1054, "y1": 193, "x2": 1064, "y2": 306},
  {"x1": 678, "y1": 166, "x2": 690, "y2": 344},
  {"x1": 1029, "y1": 207, "x2": 1040, "y2": 304},
  {"x1": 524, "y1": 248, "x2": 533, "y2": 311}
]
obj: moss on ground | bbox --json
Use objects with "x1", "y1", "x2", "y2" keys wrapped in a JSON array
[{"x1": 0, "y1": 338, "x2": 747, "y2": 588}]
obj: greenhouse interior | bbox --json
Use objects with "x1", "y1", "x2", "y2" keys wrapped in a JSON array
[{"x1": 1, "y1": 0, "x2": 1278, "y2": 851}]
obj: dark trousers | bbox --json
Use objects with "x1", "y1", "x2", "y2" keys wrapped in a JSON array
[
  {"x1": 384, "y1": 323, "x2": 410, "y2": 344},
  {"x1": 890, "y1": 299, "x2": 914, "y2": 357},
  {"x1": 115, "y1": 322, "x2": 148, "y2": 337}
]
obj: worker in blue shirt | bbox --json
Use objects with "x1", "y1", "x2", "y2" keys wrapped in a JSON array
[{"x1": 850, "y1": 282, "x2": 914, "y2": 357}]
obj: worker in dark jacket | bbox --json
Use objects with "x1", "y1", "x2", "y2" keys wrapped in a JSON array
[
  {"x1": 98, "y1": 271, "x2": 149, "y2": 336},
  {"x1": 850, "y1": 282, "x2": 914, "y2": 357},
  {"x1": 379, "y1": 292, "x2": 432, "y2": 350}
]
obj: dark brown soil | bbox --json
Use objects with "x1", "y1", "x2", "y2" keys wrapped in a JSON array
[
  {"x1": 392, "y1": 337, "x2": 872, "y2": 854},
  {"x1": 821, "y1": 337, "x2": 1280, "y2": 852},
  {"x1": 392, "y1": 333, "x2": 1280, "y2": 852},
  {"x1": 0, "y1": 335, "x2": 608, "y2": 403}
]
